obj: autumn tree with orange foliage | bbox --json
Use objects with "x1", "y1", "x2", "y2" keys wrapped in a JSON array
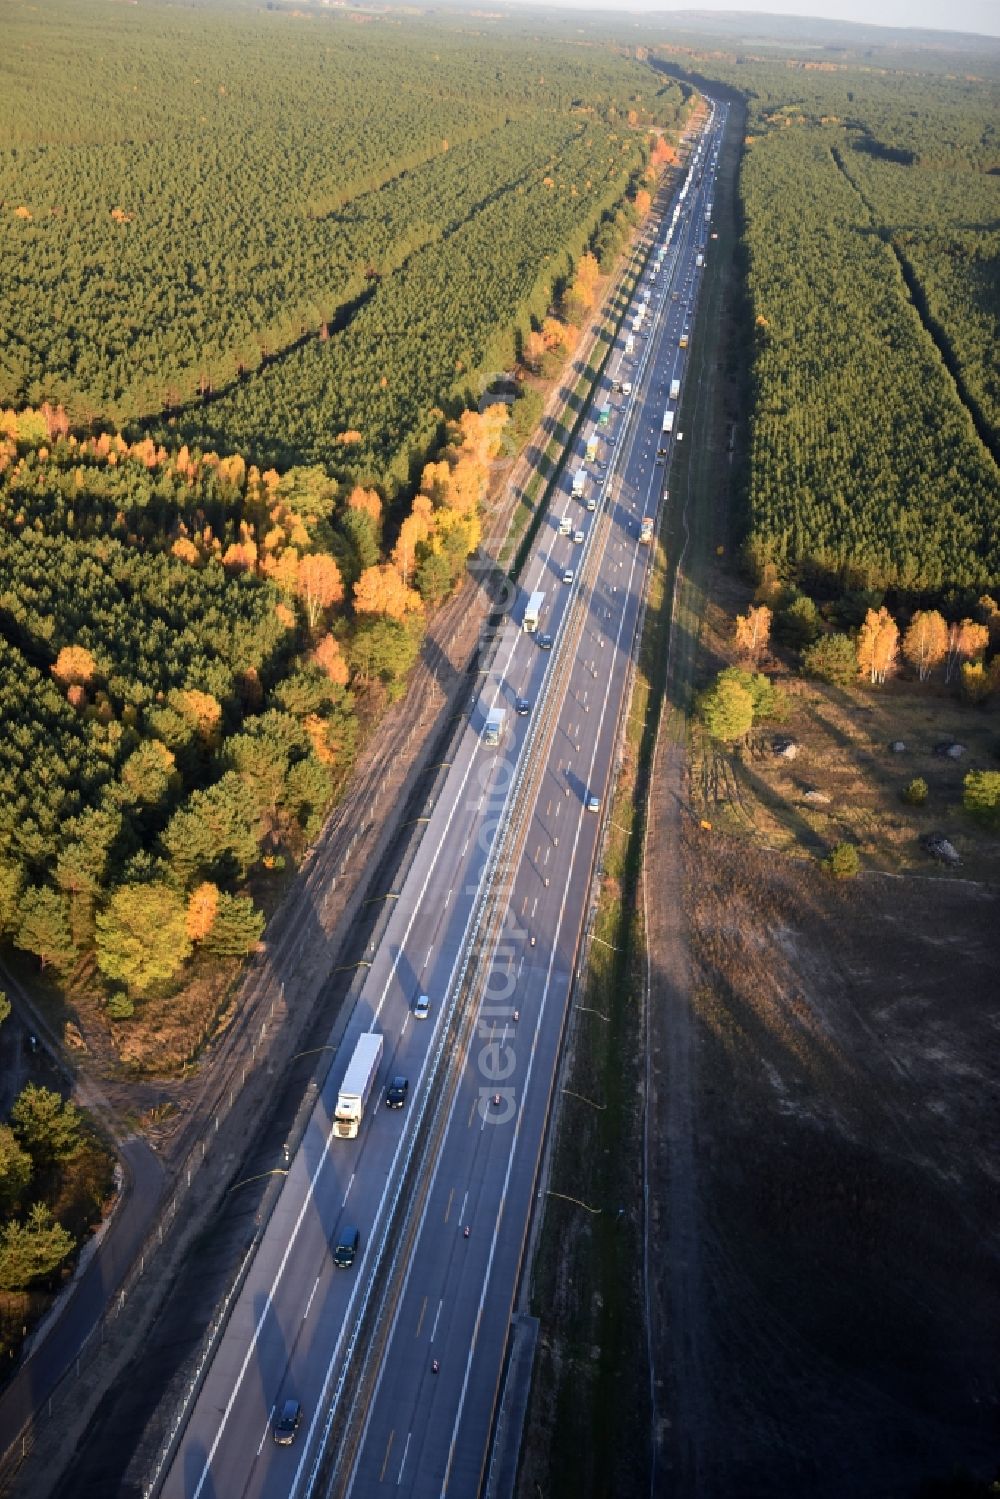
[
  {"x1": 734, "y1": 605, "x2": 771, "y2": 664},
  {"x1": 634, "y1": 188, "x2": 652, "y2": 218},
  {"x1": 901, "y1": 609, "x2": 948, "y2": 682},
  {"x1": 856, "y1": 607, "x2": 899, "y2": 685},
  {"x1": 354, "y1": 564, "x2": 423, "y2": 620},
  {"x1": 944, "y1": 619, "x2": 989, "y2": 683},
  {"x1": 175, "y1": 689, "x2": 223, "y2": 745},
  {"x1": 347, "y1": 485, "x2": 382, "y2": 527},
  {"x1": 312, "y1": 634, "x2": 350, "y2": 686},
  {"x1": 393, "y1": 510, "x2": 434, "y2": 584},
  {"x1": 185, "y1": 882, "x2": 220, "y2": 942},
  {"x1": 51, "y1": 645, "x2": 97, "y2": 691},
  {"x1": 295, "y1": 553, "x2": 344, "y2": 629}
]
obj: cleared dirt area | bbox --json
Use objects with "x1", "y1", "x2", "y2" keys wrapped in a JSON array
[{"x1": 650, "y1": 822, "x2": 1000, "y2": 1497}]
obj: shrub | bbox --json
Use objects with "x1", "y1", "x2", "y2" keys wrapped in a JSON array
[
  {"x1": 901, "y1": 777, "x2": 928, "y2": 807},
  {"x1": 802, "y1": 633, "x2": 858, "y2": 687},
  {"x1": 823, "y1": 842, "x2": 860, "y2": 879},
  {"x1": 963, "y1": 769, "x2": 1000, "y2": 824}
]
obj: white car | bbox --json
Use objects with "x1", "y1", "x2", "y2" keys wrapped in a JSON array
[
  {"x1": 413, "y1": 994, "x2": 430, "y2": 1020},
  {"x1": 573, "y1": 530, "x2": 585, "y2": 545},
  {"x1": 587, "y1": 795, "x2": 601, "y2": 813},
  {"x1": 562, "y1": 568, "x2": 574, "y2": 585}
]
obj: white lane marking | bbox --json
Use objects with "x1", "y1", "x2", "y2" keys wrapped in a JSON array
[
  {"x1": 531, "y1": 897, "x2": 538, "y2": 917},
  {"x1": 396, "y1": 1432, "x2": 412, "y2": 1487},
  {"x1": 439, "y1": 229, "x2": 661, "y2": 1499},
  {"x1": 459, "y1": 1189, "x2": 468, "y2": 1222},
  {"x1": 257, "y1": 1407, "x2": 275, "y2": 1456},
  {"x1": 429, "y1": 1299, "x2": 444, "y2": 1343},
  {"x1": 425, "y1": 946, "x2": 434, "y2": 969},
  {"x1": 313, "y1": 161, "x2": 704, "y2": 1499},
  {"x1": 304, "y1": 1274, "x2": 321, "y2": 1321},
  {"x1": 445, "y1": 888, "x2": 453, "y2": 907},
  {"x1": 342, "y1": 1172, "x2": 355, "y2": 1207}
]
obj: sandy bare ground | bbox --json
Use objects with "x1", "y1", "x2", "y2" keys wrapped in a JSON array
[{"x1": 644, "y1": 810, "x2": 1000, "y2": 1498}]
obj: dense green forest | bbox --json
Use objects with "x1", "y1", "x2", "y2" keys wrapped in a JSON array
[
  {"x1": 0, "y1": 396, "x2": 514, "y2": 1027},
  {"x1": 655, "y1": 48, "x2": 1000, "y2": 593},
  {"x1": 0, "y1": 0, "x2": 694, "y2": 1044},
  {"x1": 0, "y1": 0, "x2": 688, "y2": 484}
]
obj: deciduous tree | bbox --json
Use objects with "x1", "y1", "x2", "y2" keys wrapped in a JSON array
[
  {"x1": 699, "y1": 674, "x2": 754, "y2": 742},
  {"x1": 901, "y1": 609, "x2": 948, "y2": 681},
  {"x1": 185, "y1": 882, "x2": 220, "y2": 943},
  {"x1": 353, "y1": 564, "x2": 423, "y2": 620},
  {"x1": 733, "y1": 604, "x2": 771, "y2": 662},
  {"x1": 856, "y1": 607, "x2": 899, "y2": 685},
  {"x1": 944, "y1": 619, "x2": 989, "y2": 683},
  {"x1": 296, "y1": 553, "x2": 344, "y2": 629}
]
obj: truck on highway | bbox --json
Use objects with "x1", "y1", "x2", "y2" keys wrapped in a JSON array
[
  {"x1": 598, "y1": 404, "x2": 611, "y2": 428},
  {"x1": 585, "y1": 433, "x2": 599, "y2": 463},
  {"x1": 695, "y1": 252, "x2": 704, "y2": 269},
  {"x1": 334, "y1": 1033, "x2": 384, "y2": 1139},
  {"x1": 523, "y1": 589, "x2": 544, "y2": 632},
  {"x1": 669, "y1": 377, "x2": 681, "y2": 401},
  {"x1": 679, "y1": 333, "x2": 689, "y2": 350},
  {"x1": 483, "y1": 707, "x2": 505, "y2": 746},
  {"x1": 625, "y1": 333, "x2": 635, "y2": 355},
  {"x1": 662, "y1": 410, "x2": 674, "y2": 434},
  {"x1": 640, "y1": 517, "x2": 654, "y2": 544},
  {"x1": 572, "y1": 468, "x2": 587, "y2": 499}
]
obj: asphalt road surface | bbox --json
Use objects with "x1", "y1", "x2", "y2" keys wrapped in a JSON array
[{"x1": 158, "y1": 101, "x2": 726, "y2": 1499}]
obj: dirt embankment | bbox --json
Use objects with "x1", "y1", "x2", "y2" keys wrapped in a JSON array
[{"x1": 649, "y1": 818, "x2": 1000, "y2": 1498}]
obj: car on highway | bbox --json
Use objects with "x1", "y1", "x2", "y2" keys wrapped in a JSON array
[
  {"x1": 273, "y1": 1399, "x2": 302, "y2": 1446},
  {"x1": 622, "y1": 381, "x2": 633, "y2": 396},
  {"x1": 385, "y1": 1075, "x2": 409, "y2": 1109},
  {"x1": 586, "y1": 495, "x2": 597, "y2": 511},
  {"x1": 538, "y1": 632, "x2": 553, "y2": 650},
  {"x1": 515, "y1": 698, "x2": 530, "y2": 716},
  {"x1": 333, "y1": 1225, "x2": 360, "y2": 1268},
  {"x1": 562, "y1": 568, "x2": 574, "y2": 585},
  {"x1": 587, "y1": 795, "x2": 601, "y2": 813},
  {"x1": 573, "y1": 530, "x2": 585, "y2": 545},
  {"x1": 413, "y1": 993, "x2": 430, "y2": 1020}
]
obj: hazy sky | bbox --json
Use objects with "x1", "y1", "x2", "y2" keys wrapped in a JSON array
[{"x1": 504, "y1": 0, "x2": 1000, "y2": 39}]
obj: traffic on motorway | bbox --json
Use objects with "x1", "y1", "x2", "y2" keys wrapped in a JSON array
[{"x1": 157, "y1": 99, "x2": 726, "y2": 1499}]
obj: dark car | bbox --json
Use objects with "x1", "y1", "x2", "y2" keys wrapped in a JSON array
[
  {"x1": 333, "y1": 1225, "x2": 360, "y2": 1268},
  {"x1": 385, "y1": 1075, "x2": 409, "y2": 1109},
  {"x1": 538, "y1": 633, "x2": 553, "y2": 651},
  {"x1": 515, "y1": 698, "x2": 530, "y2": 716},
  {"x1": 273, "y1": 1399, "x2": 302, "y2": 1446}
]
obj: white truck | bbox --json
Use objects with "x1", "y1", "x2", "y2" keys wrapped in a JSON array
[
  {"x1": 572, "y1": 468, "x2": 587, "y2": 499},
  {"x1": 334, "y1": 1033, "x2": 383, "y2": 1139},
  {"x1": 696, "y1": 252, "x2": 704, "y2": 269},
  {"x1": 484, "y1": 707, "x2": 505, "y2": 746},
  {"x1": 625, "y1": 333, "x2": 635, "y2": 355},
  {"x1": 669, "y1": 378, "x2": 681, "y2": 401},
  {"x1": 523, "y1": 589, "x2": 544, "y2": 632},
  {"x1": 662, "y1": 410, "x2": 675, "y2": 434}
]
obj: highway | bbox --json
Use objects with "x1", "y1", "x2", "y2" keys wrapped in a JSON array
[{"x1": 157, "y1": 100, "x2": 726, "y2": 1499}]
